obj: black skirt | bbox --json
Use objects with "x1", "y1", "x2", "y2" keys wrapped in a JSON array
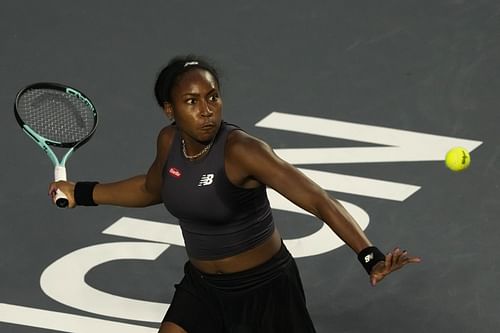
[{"x1": 163, "y1": 242, "x2": 317, "y2": 333}]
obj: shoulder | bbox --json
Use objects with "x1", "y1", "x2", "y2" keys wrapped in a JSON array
[
  {"x1": 155, "y1": 124, "x2": 177, "y2": 161},
  {"x1": 225, "y1": 129, "x2": 280, "y2": 174},
  {"x1": 157, "y1": 124, "x2": 177, "y2": 147},
  {"x1": 226, "y1": 128, "x2": 272, "y2": 158},
  {"x1": 224, "y1": 128, "x2": 276, "y2": 186}
]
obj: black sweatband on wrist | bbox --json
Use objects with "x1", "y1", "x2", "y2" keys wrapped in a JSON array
[
  {"x1": 74, "y1": 181, "x2": 99, "y2": 206},
  {"x1": 357, "y1": 246, "x2": 385, "y2": 274}
]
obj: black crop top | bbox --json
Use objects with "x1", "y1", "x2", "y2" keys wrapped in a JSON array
[{"x1": 161, "y1": 122, "x2": 275, "y2": 260}]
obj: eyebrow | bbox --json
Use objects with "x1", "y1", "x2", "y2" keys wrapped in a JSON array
[{"x1": 182, "y1": 89, "x2": 218, "y2": 97}]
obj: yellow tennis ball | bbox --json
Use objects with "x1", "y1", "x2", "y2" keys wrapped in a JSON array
[{"x1": 445, "y1": 147, "x2": 471, "y2": 172}]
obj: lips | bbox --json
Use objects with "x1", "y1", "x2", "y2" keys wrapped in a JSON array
[{"x1": 201, "y1": 122, "x2": 215, "y2": 130}]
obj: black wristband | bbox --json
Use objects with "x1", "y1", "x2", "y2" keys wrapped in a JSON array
[
  {"x1": 357, "y1": 246, "x2": 385, "y2": 274},
  {"x1": 74, "y1": 182, "x2": 99, "y2": 206}
]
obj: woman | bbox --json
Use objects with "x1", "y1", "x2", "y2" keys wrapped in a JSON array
[{"x1": 49, "y1": 56, "x2": 420, "y2": 333}]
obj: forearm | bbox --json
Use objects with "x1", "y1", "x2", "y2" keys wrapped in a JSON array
[
  {"x1": 317, "y1": 195, "x2": 372, "y2": 254},
  {"x1": 93, "y1": 175, "x2": 162, "y2": 207}
]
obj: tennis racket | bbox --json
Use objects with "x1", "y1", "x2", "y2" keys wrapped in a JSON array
[{"x1": 14, "y1": 82, "x2": 98, "y2": 208}]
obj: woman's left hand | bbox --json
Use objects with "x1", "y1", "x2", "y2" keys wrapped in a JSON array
[{"x1": 370, "y1": 248, "x2": 421, "y2": 286}]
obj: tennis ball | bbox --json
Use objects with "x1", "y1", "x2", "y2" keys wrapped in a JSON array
[{"x1": 445, "y1": 147, "x2": 471, "y2": 172}]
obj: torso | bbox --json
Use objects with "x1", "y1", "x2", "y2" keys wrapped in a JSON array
[
  {"x1": 190, "y1": 228, "x2": 282, "y2": 274},
  {"x1": 160, "y1": 122, "x2": 281, "y2": 274}
]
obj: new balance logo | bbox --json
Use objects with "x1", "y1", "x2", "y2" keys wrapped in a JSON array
[
  {"x1": 198, "y1": 174, "x2": 214, "y2": 186},
  {"x1": 364, "y1": 253, "x2": 374, "y2": 263}
]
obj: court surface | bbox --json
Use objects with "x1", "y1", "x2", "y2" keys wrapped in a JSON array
[{"x1": 1, "y1": 1, "x2": 499, "y2": 332}]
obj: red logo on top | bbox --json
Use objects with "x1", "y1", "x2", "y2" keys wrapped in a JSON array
[{"x1": 168, "y1": 167, "x2": 182, "y2": 178}]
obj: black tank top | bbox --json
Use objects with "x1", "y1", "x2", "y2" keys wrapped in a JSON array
[{"x1": 161, "y1": 122, "x2": 275, "y2": 260}]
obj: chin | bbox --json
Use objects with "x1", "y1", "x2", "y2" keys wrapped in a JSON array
[{"x1": 195, "y1": 132, "x2": 212, "y2": 144}]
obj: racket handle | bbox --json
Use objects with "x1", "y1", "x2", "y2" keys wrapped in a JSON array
[{"x1": 54, "y1": 166, "x2": 69, "y2": 208}]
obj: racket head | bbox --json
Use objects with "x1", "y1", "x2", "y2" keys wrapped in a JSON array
[{"x1": 14, "y1": 82, "x2": 98, "y2": 149}]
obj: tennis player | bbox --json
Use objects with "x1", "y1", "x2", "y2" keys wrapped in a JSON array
[{"x1": 49, "y1": 56, "x2": 421, "y2": 333}]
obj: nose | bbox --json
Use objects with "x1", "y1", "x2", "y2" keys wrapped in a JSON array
[{"x1": 201, "y1": 100, "x2": 213, "y2": 117}]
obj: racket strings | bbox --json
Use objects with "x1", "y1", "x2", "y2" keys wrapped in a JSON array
[{"x1": 16, "y1": 89, "x2": 95, "y2": 144}]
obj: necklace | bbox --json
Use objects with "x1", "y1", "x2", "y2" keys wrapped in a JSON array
[{"x1": 181, "y1": 138, "x2": 213, "y2": 160}]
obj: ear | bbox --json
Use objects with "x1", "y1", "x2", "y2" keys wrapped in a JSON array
[{"x1": 163, "y1": 102, "x2": 174, "y2": 121}]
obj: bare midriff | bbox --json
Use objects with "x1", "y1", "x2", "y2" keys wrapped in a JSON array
[{"x1": 189, "y1": 228, "x2": 282, "y2": 274}]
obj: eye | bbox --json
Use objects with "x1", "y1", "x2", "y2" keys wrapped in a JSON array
[
  {"x1": 208, "y1": 94, "x2": 219, "y2": 102},
  {"x1": 185, "y1": 98, "x2": 197, "y2": 105}
]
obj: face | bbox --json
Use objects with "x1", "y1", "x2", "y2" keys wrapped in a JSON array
[{"x1": 164, "y1": 68, "x2": 222, "y2": 145}]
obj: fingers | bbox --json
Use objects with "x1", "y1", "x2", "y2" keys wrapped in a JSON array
[
  {"x1": 48, "y1": 183, "x2": 58, "y2": 198},
  {"x1": 48, "y1": 183, "x2": 61, "y2": 203},
  {"x1": 389, "y1": 248, "x2": 421, "y2": 268},
  {"x1": 48, "y1": 181, "x2": 76, "y2": 208},
  {"x1": 370, "y1": 247, "x2": 421, "y2": 287},
  {"x1": 391, "y1": 248, "x2": 404, "y2": 268}
]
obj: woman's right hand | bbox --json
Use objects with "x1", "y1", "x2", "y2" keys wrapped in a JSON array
[{"x1": 48, "y1": 181, "x2": 76, "y2": 208}]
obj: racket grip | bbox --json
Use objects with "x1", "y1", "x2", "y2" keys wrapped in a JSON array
[{"x1": 54, "y1": 166, "x2": 69, "y2": 208}]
